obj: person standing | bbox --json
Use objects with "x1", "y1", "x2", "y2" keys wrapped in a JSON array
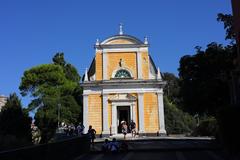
[
  {"x1": 121, "y1": 121, "x2": 128, "y2": 139},
  {"x1": 130, "y1": 120, "x2": 136, "y2": 138},
  {"x1": 88, "y1": 125, "x2": 96, "y2": 146},
  {"x1": 77, "y1": 122, "x2": 85, "y2": 135}
]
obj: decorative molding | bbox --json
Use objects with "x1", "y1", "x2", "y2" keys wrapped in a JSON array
[
  {"x1": 100, "y1": 35, "x2": 144, "y2": 45},
  {"x1": 81, "y1": 79, "x2": 166, "y2": 87},
  {"x1": 83, "y1": 86, "x2": 164, "y2": 95},
  {"x1": 111, "y1": 67, "x2": 134, "y2": 79},
  {"x1": 108, "y1": 93, "x2": 137, "y2": 102}
]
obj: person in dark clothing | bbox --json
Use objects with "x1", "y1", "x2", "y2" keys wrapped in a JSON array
[
  {"x1": 88, "y1": 125, "x2": 96, "y2": 146},
  {"x1": 102, "y1": 139, "x2": 110, "y2": 153},
  {"x1": 129, "y1": 120, "x2": 136, "y2": 138}
]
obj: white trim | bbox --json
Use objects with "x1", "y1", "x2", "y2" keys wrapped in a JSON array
[
  {"x1": 100, "y1": 35, "x2": 143, "y2": 45},
  {"x1": 83, "y1": 95, "x2": 88, "y2": 134},
  {"x1": 138, "y1": 93, "x2": 145, "y2": 133},
  {"x1": 103, "y1": 51, "x2": 107, "y2": 80},
  {"x1": 102, "y1": 94, "x2": 109, "y2": 134},
  {"x1": 111, "y1": 101, "x2": 135, "y2": 135},
  {"x1": 102, "y1": 47, "x2": 148, "y2": 53},
  {"x1": 157, "y1": 92, "x2": 166, "y2": 134},
  {"x1": 83, "y1": 87, "x2": 163, "y2": 95},
  {"x1": 131, "y1": 103, "x2": 137, "y2": 126},
  {"x1": 111, "y1": 104, "x2": 117, "y2": 135},
  {"x1": 137, "y1": 51, "x2": 142, "y2": 79}
]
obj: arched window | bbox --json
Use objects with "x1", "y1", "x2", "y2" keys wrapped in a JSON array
[{"x1": 114, "y1": 69, "x2": 131, "y2": 78}]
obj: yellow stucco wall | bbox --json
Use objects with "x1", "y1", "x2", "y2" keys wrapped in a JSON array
[
  {"x1": 143, "y1": 93, "x2": 159, "y2": 132},
  {"x1": 141, "y1": 52, "x2": 149, "y2": 79},
  {"x1": 107, "y1": 52, "x2": 137, "y2": 79},
  {"x1": 88, "y1": 94, "x2": 102, "y2": 133},
  {"x1": 95, "y1": 51, "x2": 103, "y2": 80}
]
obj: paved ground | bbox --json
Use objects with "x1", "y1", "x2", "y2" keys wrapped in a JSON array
[
  {"x1": 73, "y1": 134, "x2": 236, "y2": 160},
  {"x1": 74, "y1": 150, "x2": 228, "y2": 160}
]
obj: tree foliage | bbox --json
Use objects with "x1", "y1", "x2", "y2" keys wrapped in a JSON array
[
  {"x1": 164, "y1": 96, "x2": 196, "y2": 134},
  {"x1": 162, "y1": 72, "x2": 181, "y2": 105},
  {"x1": 178, "y1": 43, "x2": 236, "y2": 115},
  {"x1": 217, "y1": 13, "x2": 235, "y2": 41},
  {"x1": 0, "y1": 93, "x2": 32, "y2": 150},
  {"x1": 19, "y1": 53, "x2": 82, "y2": 143}
]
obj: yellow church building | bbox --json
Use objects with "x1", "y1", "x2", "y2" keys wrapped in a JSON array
[{"x1": 81, "y1": 26, "x2": 166, "y2": 136}]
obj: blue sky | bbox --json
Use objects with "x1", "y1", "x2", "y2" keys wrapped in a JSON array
[{"x1": 0, "y1": 0, "x2": 232, "y2": 107}]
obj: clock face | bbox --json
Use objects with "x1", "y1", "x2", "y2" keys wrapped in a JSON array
[{"x1": 115, "y1": 69, "x2": 131, "y2": 78}]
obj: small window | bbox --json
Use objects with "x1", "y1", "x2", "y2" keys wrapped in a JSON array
[{"x1": 114, "y1": 69, "x2": 131, "y2": 78}]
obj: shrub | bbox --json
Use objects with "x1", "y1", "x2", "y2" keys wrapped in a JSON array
[
  {"x1": 164, "y1": 96, "x2": 196, "y2": 134},
  {"x1": 191, "y1": 116, "x2": 218, "y2": 137}
]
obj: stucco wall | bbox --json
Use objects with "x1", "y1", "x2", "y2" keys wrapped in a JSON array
[
  {"x1": 88, "y1": 94, "x2": 102, "y2": 133},
  {"x1": 143, "y1": 93, "x2": 159, "y2": 132},
  {"x1": 141, "y1": 52, "x2": 149, "y2": 79},
  {"x1": 107, "y1": 52, "x2": 137, "y2": 79},
  {"x1": 95, "y1": 51, "x2": 103, "y2": 80}
]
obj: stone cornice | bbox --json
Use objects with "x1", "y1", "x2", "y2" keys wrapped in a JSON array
[
  {"x1": 95, "y1": 43, "x2": 148, "y2": 49},
  {"x1": 81, "y1": 79, "x2": 166, "y2": 87}
]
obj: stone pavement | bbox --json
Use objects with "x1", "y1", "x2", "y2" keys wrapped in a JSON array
[
  {"x1": 91, "y1": 134, "x2": 218, "y2": 152},
  {"x1": 73, "y1": 134, "x2": 240, "y2": 160}
]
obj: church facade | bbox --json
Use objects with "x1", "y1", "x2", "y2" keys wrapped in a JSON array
[{"x1": 81, "y1": 28, "x2": 166, "y2": 136}]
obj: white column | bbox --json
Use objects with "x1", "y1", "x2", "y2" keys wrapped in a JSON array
[
  {"x1": 102, "y1": 94, "x2": 109, "y2": 134},
  {"x1": 103, "y1": 51, "x2": 107, "y2": 80},
  {"x1": 111, "y1": 104, "x2": 117, "y2": 135},
  {"x1": 137, "y1": 51, "x2": 142, "y2": 79},
  {"x1": 130, "y1": 104, "x2": 133, "y2": 121},
  {"x1": 83, "y1": 94, "x2": 88, "y2": 134},
  {"x1": 138, "y1": 93, "x2": 144, "y2": 133},
  {"x1": 131, "y1": 103, "x2": 137, "y2": 124},
  {"x1": 157, "y1": 92, "x2": 167, "y2": 134}
]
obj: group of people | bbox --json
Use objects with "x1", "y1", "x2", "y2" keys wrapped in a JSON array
[
  {"x1": 86, "y1": 122, "x2": 138, "y2": 153},
  {"x1": 101, "y1": 138, "x2": 128, "y2": 153},
  {"x1": 121, "y1": 120, "x2": 136, "y2": 139},
  {"x1": 59, "y1": 122, "x2": 85, "y2": 136},
  {"x1": 87, "y1": 119, "x2": 137, "y2": 145}
]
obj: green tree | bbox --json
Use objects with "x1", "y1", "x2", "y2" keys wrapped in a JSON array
[
  {"x1": 217, "y1": 13, "x2": 235, "y2": 41},
  {"x1": 19, "y1": 53, "x2": 82, "y2": 143},
  {"x1": 162, "y1": 72, "x2": 181, "y2": 106},
  {"x1": 164, "y1": 96, "x2": 196, "y2": 134},
  {"x1": 0, "y1": 93, "x2": 32, "y2": 150},
  {"x1": 178, "y1": 43, "x2": 236, "y2": 116},
  {"x1": 53, "y1": 53, "x2": 80, "y2": 83}
]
